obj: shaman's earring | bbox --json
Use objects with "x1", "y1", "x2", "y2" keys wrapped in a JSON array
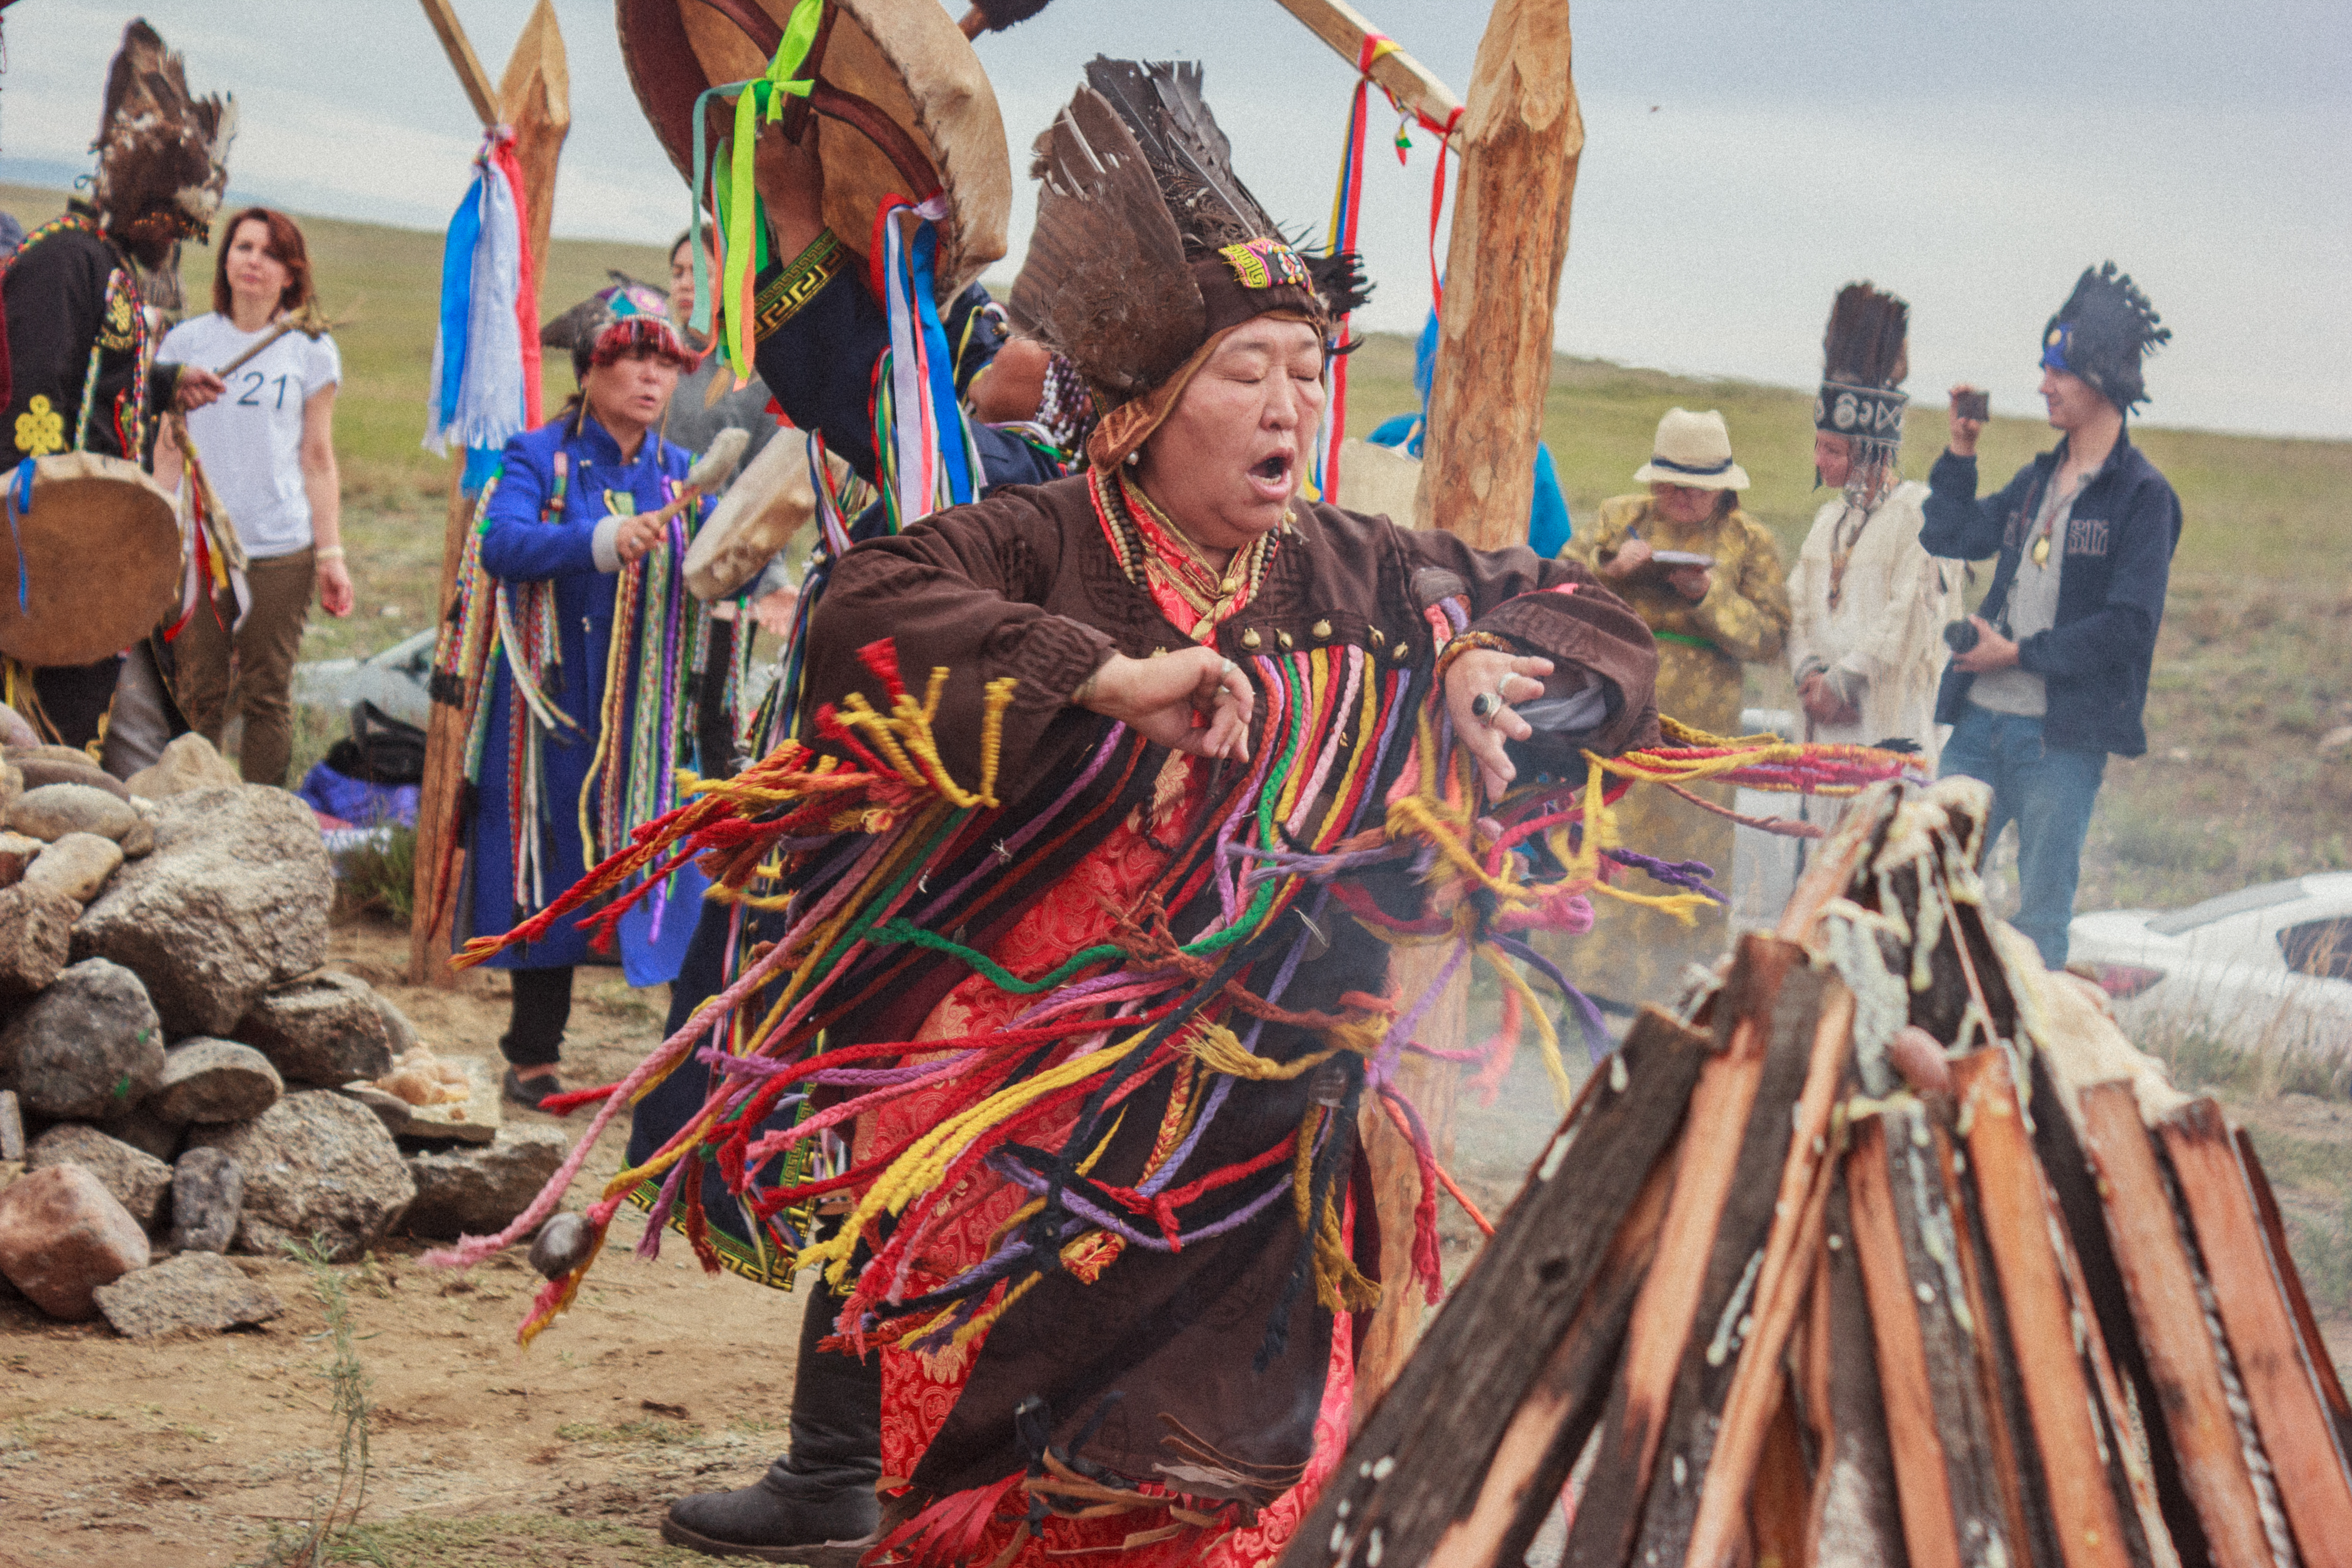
[{"x1": 1124, "y1": 448, "x2": 1141, "y2": 467}]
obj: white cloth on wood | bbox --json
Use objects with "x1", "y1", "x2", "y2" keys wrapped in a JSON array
[{"x1": 1785, "y1": 479, "x2": 1960, "y2": 764}]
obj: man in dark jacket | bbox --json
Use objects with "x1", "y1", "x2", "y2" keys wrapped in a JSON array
[{"x1": 1922, "y1": 262, "x2": 2180, "y2": 967}]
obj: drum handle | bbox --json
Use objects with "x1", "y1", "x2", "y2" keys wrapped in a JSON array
[{"x1": 686, "y1": 0, "x2": 943, "y2": 206}]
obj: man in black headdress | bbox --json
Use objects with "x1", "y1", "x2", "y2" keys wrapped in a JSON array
[
  {"x1": 1923, "y1": 262, "x2": 2182, "y2": 968},
  {"x1": 1, "y1": 19, "x2": 231, "y2": 747}
]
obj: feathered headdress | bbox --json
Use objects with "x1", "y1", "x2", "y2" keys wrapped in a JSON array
[
  {"x1": 88, "y1": 20, "x2": 235, "y2": 250},
  {"x1": 2042, "y1": 262, "x2": 2168, "y2": 412},
  {"x1": 1011, "y1": 58, "x2": 1369, "y2": 468},
  {"x1": 1813, "y1": 282, "x2": 1910, "y2": 483}
]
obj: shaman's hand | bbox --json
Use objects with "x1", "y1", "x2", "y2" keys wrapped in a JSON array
[
  {"x1": 1446, "y1": 647, "x2": 1554, "y2": 803},
  {"x1": 1074, "y1": 647, "x2": 1255, "y2": 763}
]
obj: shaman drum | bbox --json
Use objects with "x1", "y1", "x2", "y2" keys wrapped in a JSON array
[
  {"x1": 618, "y1": 0, "x2": 1010, "y2": 295},
  {"x1": 0, "y1": 452, "x2": 181, "y2": 666},
  {"x1": 682, "y1": 430, "x2": 854, "y2": 603}
]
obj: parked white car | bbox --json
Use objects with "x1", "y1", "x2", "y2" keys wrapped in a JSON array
[{"x1": 2068, "y1": 872, "x2": 2352, "y2": 1059}]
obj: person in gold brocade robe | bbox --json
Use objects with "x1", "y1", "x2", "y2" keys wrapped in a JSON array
[{"x1": 1558, "y1": 407, "x2": 1791, "y2": 1009}]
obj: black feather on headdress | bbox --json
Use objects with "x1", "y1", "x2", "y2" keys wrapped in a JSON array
[
  {"x1": 2045, "y1": 261, "x2": 2169, "y2": 412},
  {"x1": 1013, "y1": 86, "x2": 1205, "y2": 400},
  {"x1": 1813, "y1": 282, "x2": 1910, "y2": 466},
  {"x1": 89, "y1": 20, "x2": 235, "y2": 248}
]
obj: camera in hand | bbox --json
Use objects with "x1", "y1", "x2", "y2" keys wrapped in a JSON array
[
  {"x1": 1943, "y1": 619, "x2": 1981, "y2": 654},
  {"x1": 1953, "y1": 390, "x2": 1989, "y2": 422}
]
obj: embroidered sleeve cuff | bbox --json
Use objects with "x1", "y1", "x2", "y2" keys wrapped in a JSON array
[
  {"x1": 751, "y1": 229, "x2": 847, "y2": 344},
  {"x1": 591, "y1": 514, "x2": 624, "y2": 573}
]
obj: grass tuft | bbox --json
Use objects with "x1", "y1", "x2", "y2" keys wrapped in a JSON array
[
  {"x1": 337, "y1": 827, "x2": 417, "y2": 926},
  {"x1": 260, "y1": 1238, "x2": 384, "y2": 1568}
]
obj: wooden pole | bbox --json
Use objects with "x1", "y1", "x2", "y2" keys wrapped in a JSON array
[
  {"x1": 1268, "y1": 0, "x2": 1463, "y2": 137},
  {"x1": 1350, "y1": 0, "x2": 1583, "y2": 1415},
  {"x1": 407, "y1": 0, "x2": 570, "y2": 987}
]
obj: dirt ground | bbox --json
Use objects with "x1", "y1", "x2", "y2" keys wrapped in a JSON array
[{"x1": 4, "y1": 920, "x2": 2346, "y2": 1567}]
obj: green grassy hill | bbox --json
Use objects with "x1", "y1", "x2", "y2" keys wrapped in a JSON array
[{"x1": 6, "y1": 182, "x2": 2342, "y2": 911}]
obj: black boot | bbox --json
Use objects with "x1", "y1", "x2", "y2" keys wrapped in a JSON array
[{"x1": 662, "y1": 1268, "x2": 884, "y2": 1563}]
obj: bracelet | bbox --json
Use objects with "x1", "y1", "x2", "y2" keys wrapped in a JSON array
[{"x1": 314, "y1": 546, "x2": 345, "y2": 563}]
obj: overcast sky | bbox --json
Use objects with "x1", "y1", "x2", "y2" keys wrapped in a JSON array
[{"x1": 4, "y1": 0, "x2": 2347, "y2": 437}]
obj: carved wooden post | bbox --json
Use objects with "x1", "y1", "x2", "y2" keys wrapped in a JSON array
[
  {"x1": 1355, "y1": 0, "x2": 1583, "y2": 1415},
  {"x1": 408, "y1": 0, "x2": 570, "y2": 985}
]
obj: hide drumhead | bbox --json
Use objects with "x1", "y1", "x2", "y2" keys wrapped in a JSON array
[{"x1": 0, "y1": 452, "x2": 181, "y2": 667}]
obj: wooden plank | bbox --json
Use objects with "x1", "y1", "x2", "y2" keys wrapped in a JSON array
[
  {"x1": 1418, "y1": 0, "x2": 1578, "y2": 549},
  {"x1": 416, "y1": 0, "x2": 499, "y2": 127},
  {"x1": 1806, "y1": 1185, "x2": 1910, "y2": 1564},
  {"x1": 1951, "y1": 1048, "x2": 2133, "y2": 1568},
  {"x1": 1683, "y1": 981, "x2": 1854, "y2": 1568},
  {"x1": 1268, "y1": 0, "x2": 1464, "y2": 137},
  {"x1": 2237, "y1": 1124, "x2": 2352, "y2": 1450},
  {"x1": 1557, "y1": 937, "x2": 1797, "y2": 1568},
  {"x1": 2162, "y1": 1098, "x2": 2352, "y2": 1563},
  {"x1": 1848, "y1": 1114, "x2": 1964, "y2": 1568},
  {"x1": 1623, "y1": 961, "x2": 1827, "y2": 1562},
  {"x1": 1426, "y1": 1149, "x2": 1675, "y2": 1568},
  {"x1": 1936, "y1": 1112, "x2": 2062, "y2": 1568},
  {"x1": 1277, "y1": 1005, "x2": 1715, "y2": 1568},
  {"x1": 2080, "y1": 1083, "x2": 2274, "y2": 1568}
]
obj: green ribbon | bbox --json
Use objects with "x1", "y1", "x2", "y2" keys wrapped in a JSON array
[
  {"x1": 1652, "y1": 629, "x2": 1720, "y2": 654},
  {"x1": 719, "y1": 0, "x2": 823, "y2": 381}
]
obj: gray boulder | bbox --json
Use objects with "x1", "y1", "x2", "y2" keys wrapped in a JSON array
[
  {"x1": 168, "y1": 1147, "x2": 243, "y2": 1253},
  {"x1": 9, "y1": 756, "x2": 130, "y2": 801},
  {"x1": 0, "y1": 1163, "x2": 149, "y2": 1319},
  {"x1": 186, "y1": 1090, "x2": 414, "y2": 1261},
  {"x1": 0, "y1": 1089, "x2": 20, "y2": 1161},
  {"x1": 0, "y1": 884, "x2": 76, "y2": 1001},
  {"x1": 25, "y1": 1124, "x2": 172, "y2": 1225},
  {"x1": 153, "y1": 1038, "x2": 283, "y2": 1124},
  {"x1": 234, "y1": 971, "x2": 394, "y2": 1086},
  {"x1": 93, "y1": 1251, "x2": 282, "y2": 1337},
  {"x1": 21, "y1": 831, "x2": 122, "y2": 903},
  {"x1": 8, "y1": 782, "x2": 137, "y2": 843},
  {"x1": 0, "y1": 958, "x2": 163, "y2": 1121},
  {"x1": 401, "y1": 1125, "x2": 568, "y2": 1239},
  {"x1": 121, "y1": 733, "x2": 240, "y2": 802},
  {"x1": 72, "y1": 786, "x2": 330, "y2": 1035},
  {"x1": 0, "y1": 829, "x2": 40, "y2": 887}
]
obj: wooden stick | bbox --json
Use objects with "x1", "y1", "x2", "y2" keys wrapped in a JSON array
[
  {"x1": 1848, "y1": 1114, "x2": 1964, "y2": 1568},
  {"x1": 416, "y1": 0, "x2": 500, "y2": 128},
  {"x1": 2162, "y1": 1099, "x2": 2352, "y2": 1562},
  {"x1": 2080, "y1": 1082, "x2": 2274, "y2": 1568},
  {"x1": 1951, "y1": 1048, "x2": 2133, "y2": 1568},
  {"x1": 1269, "y1": 0, "x2": 1465, "y2": 137}
]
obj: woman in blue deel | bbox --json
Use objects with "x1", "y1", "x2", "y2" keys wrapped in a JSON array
[
  {"x1": 459, "y1": 282, "x2": 715, "y2": 1105},
  {"x1": 1368, "y1": 306, "x2": 1572, "y2": 555}
]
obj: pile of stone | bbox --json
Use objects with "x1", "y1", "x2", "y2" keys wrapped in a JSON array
[{"x1": 0, "y1": 734, "x2": 565, "y2": 1338}]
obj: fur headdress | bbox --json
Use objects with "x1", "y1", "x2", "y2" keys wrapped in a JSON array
[
  {"x1": 1010, "y1": 59, "x2": 1369, "y2": 466},
  {"x1": 1813, "y1": 282, "x2": 1909, "y2": 489},
  {"x1": 2042, "y1": 262, "x2": 2168, "y2": 413},
  {"x1": 89, "y1": 20, "x2": 235, "y2": 250}
]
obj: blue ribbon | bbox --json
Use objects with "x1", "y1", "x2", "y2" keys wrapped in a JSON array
[
  {"x1": 908, "y1": 223, "x2": 974, "y2": 505},
  {"x1": 7, "y1": 458, "x2": 32, "y2": 612},
  {"x1": 435, "y1": 177, "x2": 486, "y2": 434}
]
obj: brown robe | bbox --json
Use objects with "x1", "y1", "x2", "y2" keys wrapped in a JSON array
[{"x1": 794, "y1": 472, "x2": 1660, "y2": 1516}]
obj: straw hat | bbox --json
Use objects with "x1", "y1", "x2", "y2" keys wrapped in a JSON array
[
  {"x1": 1632, "y1": 407, "x2": 1750, "y2": 491},
  {"x1": 617, "y1": 0, "x2": 1009, "y2": 295},
  {"x1": 0, "y1": 453, "x2": 181, "y2": 666}
]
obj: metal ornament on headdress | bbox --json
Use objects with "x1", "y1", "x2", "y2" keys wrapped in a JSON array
[{"x1": 1813, "y1": 283, "x2": 1910, "y2": 505}]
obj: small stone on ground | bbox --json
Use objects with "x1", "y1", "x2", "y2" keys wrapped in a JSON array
[{"x1": 93, "y1": 1250, "x2": 282, "y2": 1337}]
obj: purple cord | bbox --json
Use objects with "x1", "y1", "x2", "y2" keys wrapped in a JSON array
[{"x1": 1603, "y1": 846, "x2": 1725, "y2": 903}]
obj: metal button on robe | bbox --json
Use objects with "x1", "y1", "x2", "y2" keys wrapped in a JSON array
[{"x1": 1240, "y1": 628, "x2": 1262, "y2": 650}]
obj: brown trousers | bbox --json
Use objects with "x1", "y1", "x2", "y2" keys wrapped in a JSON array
[{"x1": 175, "y1": 547, "x2": 314, "y2": 788}]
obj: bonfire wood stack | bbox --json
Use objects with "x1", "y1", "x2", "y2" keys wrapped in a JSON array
[{"x1": 1284, "y1": 777, "x2": 2352, "y2": 1568}]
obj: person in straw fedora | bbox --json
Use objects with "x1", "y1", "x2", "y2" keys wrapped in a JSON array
[{"x1": 1558, "y1": 407, "x2": 1789, "y2": 1010}]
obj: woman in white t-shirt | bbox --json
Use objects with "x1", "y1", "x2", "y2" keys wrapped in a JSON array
[{"x1": 154, "y1": 207, "x2": 353, "y2": 786}]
